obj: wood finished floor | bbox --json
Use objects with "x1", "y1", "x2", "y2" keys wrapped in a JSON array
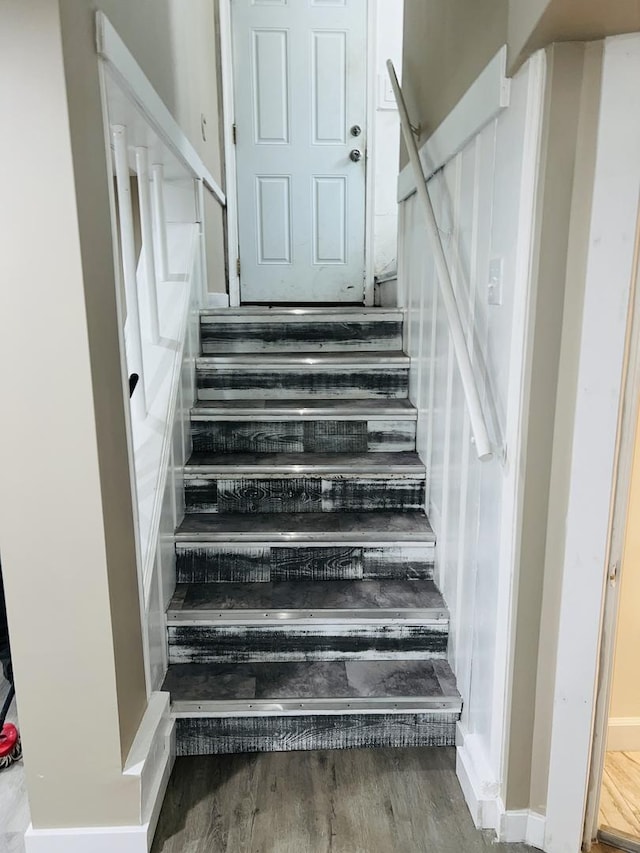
[
  {"x1": 152, "y1": 747, "x2": 537, "y2": 853},
  {"x1": 599, "y1": 751, "x2": 640, "y2": 841}
]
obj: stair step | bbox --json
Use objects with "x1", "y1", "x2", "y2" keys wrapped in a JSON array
[
  {"x1": 200, "y1": 308, "x2": 403, "y2": 354},
  {"x1": 163, "y1": 659, "x2": 460, "y2": 755},
  {"x1": 195, "y1": 352, "x2": 409, "y2": 400},
  {"x1": 190, "y1": 398, "x2": 417, "y2": 454},
  {"x1": 183, "y1": 452, "x2": 426, "y2": 514},
  {"x1": 176, "y1": 511, "x2": 435, "y2": 583},
  {"x1": 167, "y1": 580, "x2": 447, "y2": 664},
  {"x1": 175, "y1": 510, "x2": 436, "y2": 543},
  {"x1": 169, "y1": 579, "x2": 444, "y2": 614},
  {"x1": 174, "y1": 710, "x2": 459, "y2": 755},
  {"x1": 191, "y1": 398, "x2": 417, "y2": 418},
  {"x1": 165, "y1": 658, "x2": 457, "y2": 704}
]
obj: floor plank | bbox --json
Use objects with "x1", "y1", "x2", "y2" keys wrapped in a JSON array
[
  {"x1": 152, "y1": 747, "x2": 538, "y2": 853},
  {"x1": 600, "y1": 752, "x2": 640, "y2": 840}
]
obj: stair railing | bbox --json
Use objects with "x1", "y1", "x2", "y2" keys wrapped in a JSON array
[
  {"x1": 386, "y1": 60, "x2": 493, "y2": 462},
  {"x1": 97, "y1": 12, "x2": 226, "y2": 422}
]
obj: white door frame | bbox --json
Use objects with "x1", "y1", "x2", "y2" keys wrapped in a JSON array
[
  {"x1": 363, "y1": 0, "x2": 376, "y2": 305},
  {"x1": 219, "y1": 0, "x2": 240, "y2": 307},
  {"x1": 218, "y1": 0, "x2": 375, "y2": 307},
  {"x1": 543, "y1": 33, "x2": 640, "y2": 853}
]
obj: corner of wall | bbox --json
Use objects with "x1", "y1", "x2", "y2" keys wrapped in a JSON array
[{"x1": 24, "y1": 692, "x2": 175, "y2": 853}]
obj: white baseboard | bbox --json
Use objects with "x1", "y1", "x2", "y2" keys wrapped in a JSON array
[
  {"x1": 25, "y1": 692, "x2": 175, "y2": 853},
  {"x1": 526, "y1": 811, "x2": 547, "y2": 849},
  {"x1": 456, "y1": 723, "x2": 546, "y2": 849},
  {"x1": 25, "y1": 824, "x2": 150, "y2": 853},
  {"x1": 607, "y1": 717, "x2": 640, "y2": 751},
  {"x1": 456, "y1": 724, "x2": 501, "y2": 831},
  {"x1": 206, "y1": 291, "x2": 230, "y2": 308},
  {"x1": 498, "y1": 805, "x2": 546, "y2": 849}
]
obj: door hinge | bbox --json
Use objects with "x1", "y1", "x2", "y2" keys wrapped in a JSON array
[
  {"x1": 236, "y1": 257, "x2": 241, "y2": 278},
  {"x1": 232, "y1": 123, "x2": 237, "y2": 145}
]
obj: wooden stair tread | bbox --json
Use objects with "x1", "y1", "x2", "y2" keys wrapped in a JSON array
[
  {"x1": 191, "y1": 397, "x2": 417, "y2": 418},
  {"x1": 184, "y1": 450, "x2": 425, "y2": 476},
  {"x1": 168, "y1": 579, "x2": 445, "y2": 618},
  {"x1": 163, "y1": 659, "x2": 460, "y2": 706},
  {"x1": 175, "y1": 511, "x2": 436, "y2": 543},
  {"x1": 196, "y1": 351, "x2": 409, "y2": 367}
]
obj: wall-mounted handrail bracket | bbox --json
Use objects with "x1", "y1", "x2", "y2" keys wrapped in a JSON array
[{"x1": 386, "y1": 59, "x2": 493, "y2": 462}]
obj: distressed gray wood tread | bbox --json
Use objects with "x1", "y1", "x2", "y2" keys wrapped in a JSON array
[
  {"x1": 184, "y1": 451, "x2": 425, "y2": 476},
  {"x1": 191, "y1": 398, "x2": 417, "y2": 420},
  {"x1": 175, "y1": 511, "x2": 436, "y2": 544},
  {"x1": 163, "y1": 659, "x2": 459, "y2": 705},
  {"x1": 168, "y1": 580, "x2": 445, "y2": 617},
  {"x1": 200, "y1": 307, "x2": 403, "y2": 318},
  {"x1": 196, "y1": 351, "x2": 409, "y2": 368}
]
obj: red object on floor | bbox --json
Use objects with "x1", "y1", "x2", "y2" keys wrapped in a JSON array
[{"x1": 0, "y1": 723, "x2": 19, "y2": 757}]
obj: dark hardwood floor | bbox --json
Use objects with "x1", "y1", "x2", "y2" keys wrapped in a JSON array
[{"x1": 152, "y1": 747, "x2": 538, "y2": 853}]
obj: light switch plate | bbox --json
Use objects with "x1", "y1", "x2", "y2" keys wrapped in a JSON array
[
  {"x1": 378, "y1": 73, "x2": 398, "y2": 111},
  {"x1": 488, "y1": 257, "x2": 503, "y2": 306}
]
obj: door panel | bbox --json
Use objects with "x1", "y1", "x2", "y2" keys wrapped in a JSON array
[{"x1": 232, "y1": 0, "x2": 367, "y2": 303}]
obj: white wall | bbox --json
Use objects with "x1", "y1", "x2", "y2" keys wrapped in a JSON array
[
  {"x1": 397, "y1": 53, "x2": 545, "y2": 832},
  {"x1": 372, "y1": 0, "x2": 403, "y2": 277}
]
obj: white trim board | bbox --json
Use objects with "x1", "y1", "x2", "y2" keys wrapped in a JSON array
[
  {"x1": 95, "y1": 12, "x2": 225, "y2": 206},
  {"x1": 206, "y1": 292, "x2": 231, "y2": 308},
  {"x1": 397, "y1": 46, "x2": 510, "y2": 203},
  {"x1": 25, "y1": 824, "x2": 151, "y2": 853},
  {"x1": 607, "y1": 717, "x2": 640, "y2": 752}
]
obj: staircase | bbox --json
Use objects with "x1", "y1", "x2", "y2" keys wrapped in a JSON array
[{"x1": 162, "y1": 307, "x2": 462, "y2": 755}]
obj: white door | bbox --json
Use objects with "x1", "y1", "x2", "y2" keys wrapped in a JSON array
[{"x1": 232, "y1": 0, "x2": 367, "y2": 303}]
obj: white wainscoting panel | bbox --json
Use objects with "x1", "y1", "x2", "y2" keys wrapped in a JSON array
[
  {"x1": 144, "y1": 255, "x2": 200, "y2": 692},
  {"x1": 397, "y1": 52, "x2": 546, "y2": 833}
]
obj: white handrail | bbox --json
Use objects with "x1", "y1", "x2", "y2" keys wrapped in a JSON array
[{"x1": 387, "y1": 60, "x2": 493, "y2": 462}]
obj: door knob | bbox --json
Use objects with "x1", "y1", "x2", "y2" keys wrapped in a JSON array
[
  {"x1": 349, "y1": 149, "x2": 362, "y2": 162},
  {"x1": 350, "y1": 124, "x2": 362, "y2": 137}
]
